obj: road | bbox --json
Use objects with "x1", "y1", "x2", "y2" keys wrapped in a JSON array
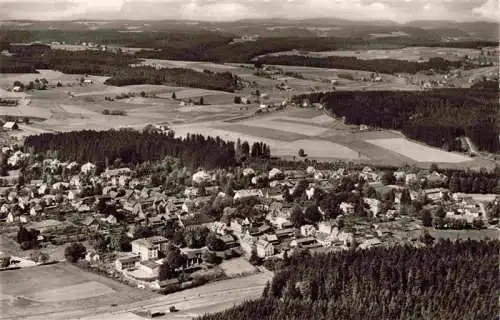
[{"x1": 17, "y1": 270, "x2": 274, "y2": 320}]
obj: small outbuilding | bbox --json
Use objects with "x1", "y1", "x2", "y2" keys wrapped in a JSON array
[{"x1": 2, "y1": 122, "x2": 19, "y2": 131}]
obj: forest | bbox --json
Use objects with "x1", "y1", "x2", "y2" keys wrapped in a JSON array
[
  {"x1": 104, "y1": 66, "x2": 241, "y2": 92},
  {"x1": 23, "y1": 130, "x2": 270, "y2": 170},
  {"x1": 198, "y1": 240, "x2": 499, "y2": 320},
  {"x1": 3, "y1": 45, "x2": 242, "y2": 91},
  {"x1": 0, "y1": 56, "x2": 38, "y2": 73},
  {"x1": 255, "y1": 55, "x2": 462, "y2": 74},
  {"x1": 293, "y1": 89, "x2": 499, "y2": 153}
]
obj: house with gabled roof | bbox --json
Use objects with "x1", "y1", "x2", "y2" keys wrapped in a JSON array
[{"x1": 256, "y1": 238, "x2": 274, "y2": 258}]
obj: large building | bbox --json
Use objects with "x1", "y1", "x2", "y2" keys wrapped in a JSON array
[{"x1": 131, "y1": 236, "x2": 169, "y2": 261}]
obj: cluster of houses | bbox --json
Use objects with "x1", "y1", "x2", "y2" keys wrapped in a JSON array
[{"x1": 0, "y1": 143, "x2": 496, "y2": 290}]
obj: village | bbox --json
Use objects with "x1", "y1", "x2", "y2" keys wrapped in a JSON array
[{"x1": 0, "y1": 139, "x2": 497, "y2": 295}]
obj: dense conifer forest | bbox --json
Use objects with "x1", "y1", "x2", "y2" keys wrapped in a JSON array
[
  {"x1": 0, "y1": 56, "x2": 38, "y2": 73},
  {"x1": 104, "y1": 66, "x2": 241, "y2": 92},
  {"x1": 255, "y1": 55, "x2": 462, "y2": 74},
  {"x1": 2, "y1": 45, "x2": 241, "y2": 92},
  {"x1": 24, "y1": 130, "x2": 270, "y2": 170},
  {"x1": 198, "y1": 240, "x2": 499, "y2": 320},
  {"x1": 293, "y1": 89, "x2": 499, "y2": 153}
]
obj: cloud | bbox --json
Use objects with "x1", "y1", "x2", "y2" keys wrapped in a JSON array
[
  {"x1": 0, "y1": 0, "x2": 498, "y2": 22},
  {"x1": 472, "y1": 0, "x2": 500, "y2": 21}
]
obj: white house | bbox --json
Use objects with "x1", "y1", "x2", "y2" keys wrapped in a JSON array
[
  {"x1": 131, "y1": 236, "x2": 169, "y2": 261},
  {"x1": 256, "y1": 238, "x2": 274, "y2": 258},
  {"x1": 300, "y1": 224, "x2": 316, "y2": 237},
  {"x1": 305, "y1": 187, "x2": 315, "y2": 200},
  {"x1": 192, "y1": 171, "x2": 211, "y2": 184},
  {"x1": 81, "y1": 162, "x2": 96, "y2": 175},
  {"x1": 234, "y1": 189, "x2": 264, "y2": 201},
  {"x1": 69, "y1": 175, "x2": 82, "y2": 188},
  {"x1": 340, "y1": 202, "x2": 355, "y2": 215},
  {"x1": 3, "y1": 122, "x2": 19, "y2": 131},
  {"x1": 106, "y1": 215, "x2": 118, "y2": 225},
  {"x1": 85, "y1": 251, "x2": 100, "y2": 263},
  {"x1": 243, "y1": 168, "x2": 255, "y2": 177},
  {"x1": 268, "y1": 168, "x2": 283, "y2": 180}
]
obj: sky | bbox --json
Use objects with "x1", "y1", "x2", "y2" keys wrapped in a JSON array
[{"x1": 0, "y1": 0, "x2": 498, "y2": 23}]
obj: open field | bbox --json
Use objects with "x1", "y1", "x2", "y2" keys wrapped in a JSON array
[
  {"x1": 1, "y1": 65, "x2": 494, "y2": 169},
  {"x1": 29, "y1": 281, "x2": 115, "y2": 302},
  {"x1": 240, "y1": 118, "x2": 328, "y2": 136},
  {"x1": 258, "y1": 47, "x2": 482, "y2": 62},
  {"x1": 0, "y1": 262, "x2": 157, "y2": 320},
  {"x1": 219, "y1": 258, "x2": 259, "y2": 277},
  {"x1": 1, "y1": 263, "x2": 273, "y2": 320},
  {"x1": 366, "y1": 138, "x2": 471, "y2": 163}
]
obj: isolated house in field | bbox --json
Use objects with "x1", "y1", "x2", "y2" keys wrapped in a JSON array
[
  {"x1": 12, "y1": 86, "x2": 22, "y2": 92},
  {"x1": 2, "y1": 122, "x2": 19, "y2": 131}
]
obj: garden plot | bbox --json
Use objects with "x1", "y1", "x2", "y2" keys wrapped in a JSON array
[{"x1": 366, "y1": 138, "x2": 471, "y2": 163}]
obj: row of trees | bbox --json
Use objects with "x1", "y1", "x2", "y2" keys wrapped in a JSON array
[
  {"x1": 24, "y1": 130, "x2": 270, "y2": 170},
  {"x1": 294, "y1": 89, "x2": 499, "y2": 153},
  {"x1": 448, "y1": 171, "x2": 499, "y2": 194},
  {"x1": 256, "y1": 55, "x2": 462, "y2": 74},
  {"x1": 198, "y1": 240, "x2": 499, "y2": 320}
]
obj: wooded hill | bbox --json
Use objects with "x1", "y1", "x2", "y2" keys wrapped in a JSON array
[
  {"x1": 255, "y1": 55, "x2": 462, "y2": 74},
  {"x1": 293, "y1": 89, "x2": 500, "y2": 153},
  {"x1": 24, "y1": 130, "x2": 270, "y2": 170},
  {"x1": 198, "y1": 240, "x2": 499, "y2": 320}
]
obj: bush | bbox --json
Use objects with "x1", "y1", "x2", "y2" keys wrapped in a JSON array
[{"x1": 64, "y1": 242, "x2": 86, "y2": 263}]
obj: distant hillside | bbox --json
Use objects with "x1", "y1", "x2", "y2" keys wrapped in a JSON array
[
  {"x1": 406, "y1": 21, "x2": 499, "y2": 41},
  {"x1": 0, "y1": 19, "x2": 497, "y2": 41}
]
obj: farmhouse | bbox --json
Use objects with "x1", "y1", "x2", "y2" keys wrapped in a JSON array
[{"x1": 2, "y1": 122, "x2": 19, "y2": 131}]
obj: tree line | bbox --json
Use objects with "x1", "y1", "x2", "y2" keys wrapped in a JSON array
[
  {"x1": 255, "y1": 55, "x2": 462, "y2": 74},
  {"x1": 23, "y1": 130, "x2": 270, "y2": 170},
  {"x1": 198, "y1": 240, "x2": 499, "y2": 320},
  {"x1": 104, "y1": 66, "x2": 241, "y2": 92},
  {"x1": 294, "y1": 89, "x2": 499, "y2": 153},
  {"x1": 2, "y1": 45, "x2": 241, "y2": 92}
]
